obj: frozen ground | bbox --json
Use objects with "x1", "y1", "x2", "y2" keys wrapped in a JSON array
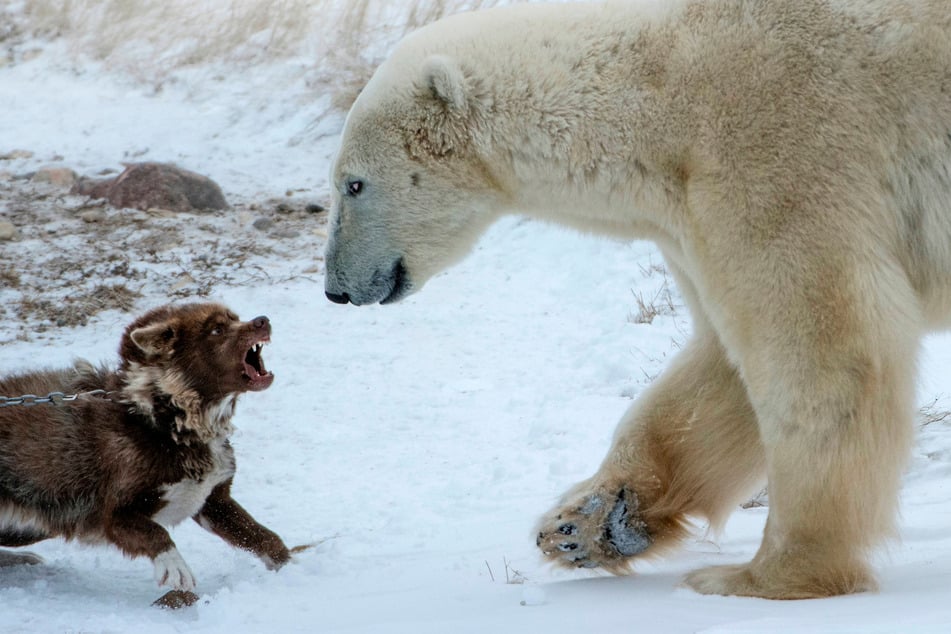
[{"x1": 3, "y1": 3, "x2": 951, "y2": 633}]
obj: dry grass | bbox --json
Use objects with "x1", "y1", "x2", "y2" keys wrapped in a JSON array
[
  {"x1": 17, "y1": 283, "x2": 141, "y2": 330},
  {"x1": 629, "y1": 262, "x2": 678, "y2": 325},
  {"x1": 0, "y1": 265, "x2": 20, "y2": 288},
  {"x1": 484, "y1": 557, "x2": 527, "y2": 584},
  {"x1": 327, "y1": 0, "x2": 512, "y2": 107},
  {"x1": 919, "y1": 398, "x2": 951, "y2": 427},
  {"x1": 741, "y1": 487, "x2": 769, "y2": 509},
  {"x1": 23, "y1": 0, "x2": 518, "y2": 110},
  {"x1": 630, "y1": 287, "x2": 676, "y2": 325},
  {"x1": 25, "y1": 0, "x2": 318, "y2": 70}
]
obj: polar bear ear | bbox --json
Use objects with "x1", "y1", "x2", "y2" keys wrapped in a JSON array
[
  {"x1": 411, "y1": 55, "x2": 477, "y2": 158},
  {"x1": 422, "y1": 55, "x2": 469, "y2": 113}
]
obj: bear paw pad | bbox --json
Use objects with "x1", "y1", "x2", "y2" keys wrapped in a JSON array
[{"x1": 536, "y1": 489, "x2": 651, "y2": 571}]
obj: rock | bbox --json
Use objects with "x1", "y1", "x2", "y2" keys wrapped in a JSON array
[
  {"x1": 80, "y1": 209, "x2": 106, "y2": 223},
  {"x1": 0, "y1": 221, "x2": 16, "y2": 241},
  {"x1": 170, "y1": 273, "x2": 195, "y2": 292},
  {"x1": 32, "y1": 166, "x2": 77, "y2": 189},
  {"x1": 19, "y1": 49, "x2": 43, "y2": 64},
  {"x1": 71, "y1": 162, "x2": 228, "y2": 212},
  {"x1": 306, "y1": 203, "x2": 326, "y2": 214},
  {"x1": 0, "y1": 149, "x2": 33, "y2": 160},
  {"x1": 72, "y1": 176, "x2": 113, "y2": 199},
  {"x1": 252, "y1": 217, "x2": 274, "y2": 231}
]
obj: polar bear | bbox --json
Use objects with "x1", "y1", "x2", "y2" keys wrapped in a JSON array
[{"x1": 323, "y1": 0, "x2": 951, "y2": 599}]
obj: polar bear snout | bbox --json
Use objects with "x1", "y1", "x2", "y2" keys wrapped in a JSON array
[
  {"x1": 325, "y1": 290, "x2": 351, "y2": 305},
  {"x1": 324, "y1": 256, "x2": 411, "y2": 306}
]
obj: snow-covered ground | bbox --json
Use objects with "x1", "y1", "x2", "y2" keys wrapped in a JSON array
[{"x1": 3, "y1": 3, "x2": 951, "y2": 632}]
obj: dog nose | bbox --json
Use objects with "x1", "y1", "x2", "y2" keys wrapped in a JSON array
[
  {"x1": 252, "y1": 316, "x2": 269, "y2": 329},
  {"x1": 325, "y1": 291, "x2": 351, "y2": 304}
]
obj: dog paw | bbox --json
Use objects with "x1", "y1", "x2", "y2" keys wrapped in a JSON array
[
  {"x1": 536, "y1": 488, "x2": 651, "y2": 571},
  {"x1": 0, "y1": 549, "x2": 44, "y2": 567},
  {"x1": 153, "y1": 548, "x2": 197, "y2": 591},
  {"x1": 261, "y1": 548, "x2": 291, "y2": 571},
  {"x1": 152, "y1": 589, "x2": 200, "y2": 609}
]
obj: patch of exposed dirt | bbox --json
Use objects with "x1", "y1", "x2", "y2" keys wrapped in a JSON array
[{"x1": 0, "y1": 166, "x2": 329, "y2": 344}]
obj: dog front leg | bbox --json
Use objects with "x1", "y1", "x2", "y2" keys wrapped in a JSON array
[
  {"x1": 106, "y1": 511, "x2": 196, "y2": 591},
  {"x1": 194, "y1": 479, "x2": 290, "y2": 570}
]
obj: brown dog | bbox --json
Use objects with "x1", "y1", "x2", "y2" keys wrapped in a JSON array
[{"x1": 0, "y1": 302, "x2": 289, "y2": 605}]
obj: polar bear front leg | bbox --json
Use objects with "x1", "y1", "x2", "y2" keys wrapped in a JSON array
[{"x1": 537, "y1": 333, "x2": 766, "y2": 571}]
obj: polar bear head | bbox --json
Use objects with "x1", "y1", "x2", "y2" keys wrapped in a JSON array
[{"x1": 324, "y1": 51, "x2": 506, "y2": 306}]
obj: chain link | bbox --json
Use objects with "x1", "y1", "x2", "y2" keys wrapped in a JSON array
[{"x1": 0, "y1": 389, "x2": 113, "y2": 408}]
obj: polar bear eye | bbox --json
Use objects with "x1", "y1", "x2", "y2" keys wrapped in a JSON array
[{"x1": 346, "y1": 180, "x2": 364, "y2": 196}]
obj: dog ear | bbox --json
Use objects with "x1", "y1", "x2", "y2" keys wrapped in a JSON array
[{"x1": 130, "y1": 322, "x2": 177, "y2": 356}]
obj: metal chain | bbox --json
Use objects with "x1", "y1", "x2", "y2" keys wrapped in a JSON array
[{"x1": 0, "y1": 389, "x2": 113, "y2": 408}]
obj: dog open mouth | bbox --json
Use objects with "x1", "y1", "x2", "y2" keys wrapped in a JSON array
[{"x1": 242, "y1": 335, "x2": 274, "y2": 390}]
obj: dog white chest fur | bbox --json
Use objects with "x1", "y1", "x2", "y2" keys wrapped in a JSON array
[{"x1": 152, "y1": 436, "x2": 234, "y2": 527}]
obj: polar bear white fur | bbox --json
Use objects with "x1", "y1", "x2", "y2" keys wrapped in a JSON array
[{"x1": 323, "y1": 0, "x2": 951, "y2": 599}]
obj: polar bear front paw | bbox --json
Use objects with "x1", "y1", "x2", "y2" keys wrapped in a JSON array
[{"x1": 536, "y1": 488, "x2": 651, "y2": 572}]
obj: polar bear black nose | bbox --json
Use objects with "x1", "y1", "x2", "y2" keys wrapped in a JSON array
[{"x1": 325, "y1": 291, "x2": 351, "y2": 305}]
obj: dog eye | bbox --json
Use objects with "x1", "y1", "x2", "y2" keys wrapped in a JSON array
[
  {"x1": 346, "y1": 180, "x2": 364, "y2": 196},
  {"x1": 210, "y1": 327, "x2": 222, "y2": 336}
]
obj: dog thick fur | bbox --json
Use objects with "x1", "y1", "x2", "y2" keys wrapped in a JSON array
[
  {"x1": 323, "y1": 0, "x2": 951, "y2": 598},
  {"x1": 0, "y1": 303, "x2": 289, "y2": 600}
]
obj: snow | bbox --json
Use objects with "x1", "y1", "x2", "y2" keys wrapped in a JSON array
[{"x1": 3, "y1": 4, "x2": 951, "y2": 632}]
